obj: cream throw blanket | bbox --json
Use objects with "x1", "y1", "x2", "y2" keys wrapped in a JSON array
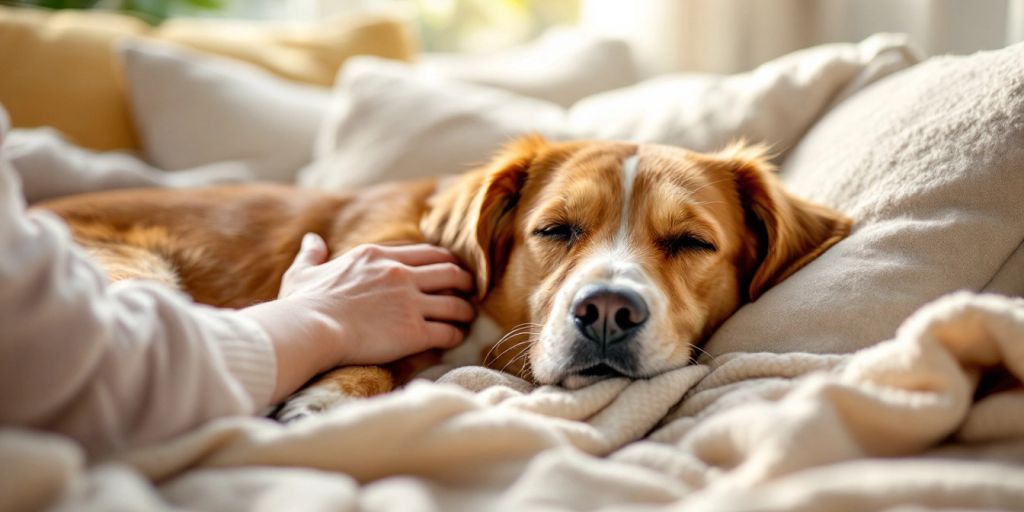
[{"x1": 4, "y1": 290, "x2": 1024, "y2": 511}]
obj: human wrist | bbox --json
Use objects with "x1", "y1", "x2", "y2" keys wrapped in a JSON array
[
  {"x1": 240, "y1": 298, "x2": 349, "y2": 402},
  {"x1": 290, "y1": 296, "x2": 351, "y2": 371}
]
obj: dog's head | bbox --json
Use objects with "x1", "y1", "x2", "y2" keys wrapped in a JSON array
[{"x1": 423, "y1": 137, "x2": 851, "y2": 387}]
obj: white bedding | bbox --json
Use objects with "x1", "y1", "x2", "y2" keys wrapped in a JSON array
[{"x1": 4, "y1": 291, "x2": 1024, "y2": 511}]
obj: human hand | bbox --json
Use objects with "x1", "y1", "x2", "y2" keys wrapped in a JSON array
[
  {"x1": 280, "y1": 234, "x2": 476, "y2": 362},
  {"x1": 243, "y1": 234, "x2": 476, "y2": 402}
]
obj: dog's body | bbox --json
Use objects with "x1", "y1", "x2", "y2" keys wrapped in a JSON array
[{"x1": 39, "y1": 138, "x2": 851, "y2": 420}]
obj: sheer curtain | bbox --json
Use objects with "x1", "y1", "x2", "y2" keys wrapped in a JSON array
[{"x1": 582, "y1": 0, "x2": 1024, "y2": 75}]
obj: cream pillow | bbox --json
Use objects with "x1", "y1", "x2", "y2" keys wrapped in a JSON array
[
  {"x1": 298, "y1": 57, "x2": 568, "y2": 190},
  {"x1": 300, "y1": 35, "x2": 918, "y2": 189},
  {"x1": 121, "y1": 41, "x2": 330, "y2": 182},
  {"x1": 705, "y1": 42, "x2": 1024, "y2": 355},
  {"x1": 417, "y1": 27, "x2": 636, "y2": 107},
  {"x1": 568, "y1": 33, "x2": 918, "y2": 159}
]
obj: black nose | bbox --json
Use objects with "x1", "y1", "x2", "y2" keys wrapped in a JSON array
[{"x1": 571, "y1": 285, "x2": 649, "y2": 345}]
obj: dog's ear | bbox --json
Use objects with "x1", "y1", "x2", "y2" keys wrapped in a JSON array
[
  {"x1": 718, "y1": 143, "x2": 852, "y2": 301},
  {"x1": 422, "y1": 135, "x2": 548, "y2": 300}
]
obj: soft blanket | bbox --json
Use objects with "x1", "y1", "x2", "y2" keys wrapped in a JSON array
[{"x1": 3, "y1": 291, "x2": 1024, "y2": 511}]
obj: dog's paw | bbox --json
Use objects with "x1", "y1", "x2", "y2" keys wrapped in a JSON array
[{"x1": 273, "y1": 384, "x2": 356, "y2": 423}]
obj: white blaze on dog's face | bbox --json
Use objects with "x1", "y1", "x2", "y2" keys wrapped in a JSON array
[{"x1": 424, "y1": 137, "x2": 850, "y2": 387}]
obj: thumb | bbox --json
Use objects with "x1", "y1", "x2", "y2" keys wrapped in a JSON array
[{"x1": 289, "y1": 232, "x2": 329, "y2": 270}]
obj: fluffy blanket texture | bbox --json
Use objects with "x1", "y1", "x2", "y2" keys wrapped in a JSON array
[{"x1": 4, "y1": 291, "x2": 1024, "y2": 511}]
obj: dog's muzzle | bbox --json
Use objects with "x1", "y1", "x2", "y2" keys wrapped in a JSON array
[{"x1": 563, "y1": 284, "x2": 649, "y2": 378}]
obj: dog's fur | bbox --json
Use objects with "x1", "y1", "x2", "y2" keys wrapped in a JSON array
[{"x1": 39, "y1": 138, "x2": 851, "y2": 419}]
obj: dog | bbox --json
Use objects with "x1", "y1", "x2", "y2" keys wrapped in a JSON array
[{"x1": 39, "y1": 137, "x2": 851, "y2": 420}]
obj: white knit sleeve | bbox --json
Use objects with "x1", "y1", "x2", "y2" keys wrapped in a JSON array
[{"x1": 0, "y1": 123, "x2": 276, "y2": 458}]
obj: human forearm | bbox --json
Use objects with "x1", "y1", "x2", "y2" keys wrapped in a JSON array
[{"x1": 0, "y1": 150, "x2": 276, "y2": 457}]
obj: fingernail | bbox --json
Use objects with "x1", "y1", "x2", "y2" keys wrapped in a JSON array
[{"x1": 302, "y1": 233, "x2": 317, "y2": 247}]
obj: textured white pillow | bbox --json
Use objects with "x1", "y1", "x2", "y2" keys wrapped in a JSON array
[
  {"x1": 120, "y1": 41, "x2": 330, "y2": 182},
  {"x1": 298, "y1": 57, "x2": 568, "y2": 190},
  {"x1": 300, "y1": 35, "x2": 918, "y2": 190},
  {"x1": 417, "y1": 27, "x2": 637, "y2": 107},
  {"x1": 568, "y1": 33, "x2": 918, "y2": 159},
  {"x1": 705, "y1": 42, "x2": 1024, "y2": 356}
]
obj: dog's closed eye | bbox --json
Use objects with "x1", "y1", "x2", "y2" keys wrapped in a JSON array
[
  {"x1": 533, "y1": 223, "x2": 584, "y2": 246},
  {"x1": 657, "y1": 233, "x2": 717, "y2": 256}
]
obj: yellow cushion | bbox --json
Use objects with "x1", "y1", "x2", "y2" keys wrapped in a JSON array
[
  {"x1": 0, "y1": 7, "x2": 148, "y2": 150},
  {"x1": 155, "y1": 16, "x2": 415, "y2": 87},
  {"x1": 0, "y1": 6, "x2": 416, "y2": 151}
]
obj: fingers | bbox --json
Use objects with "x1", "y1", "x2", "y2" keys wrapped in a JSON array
[
  {"x1": 375, "y1": 244, "x2": 460, "y2": 267},
  {"x1": 411, "y1": 263, "x2": 474, "y2": 293},
  {"x1": 423, "y1": 321, "x2": 465, "y2": 349},
  {"x1": 420, "y1": 294, "x2": 476, "y2": 323},
  {"x1": 289, "y1": 233, "x2": 329, "y2": 271}
]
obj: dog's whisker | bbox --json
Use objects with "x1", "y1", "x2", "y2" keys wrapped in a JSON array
[
  {"x1": 497, "y1": 323, "x2": 543, "y2": 339},
  {"x1": 688, "y1": 344, "x2": 719, "y2": 366},
  {"x1": 495, "y1": 325, "x2": 541, "y2": 340},
  {"x1": 495, "y1": 339, "x2": 536, "y2": 374},
  {"x1": 487, "y1": 337, "x2": 537, "y2": 364},
  {"x1": 486, "y1": 331, "x2": 540, "y2": 361},
  {"x1": 483, "y1": 324, "x2": 540, "y2": 361},
  {"x1": 492, "y1": 331, "x2": 532, "y2": 348}
]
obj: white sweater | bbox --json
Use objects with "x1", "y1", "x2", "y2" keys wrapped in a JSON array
[{"x1": 0, "y1": 114, "x2": 276, "y2": 459}]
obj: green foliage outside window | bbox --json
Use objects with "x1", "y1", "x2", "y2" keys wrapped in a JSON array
[
  {"x1": 0, "y1": 0, "x2": 223, "y2": 23},
  {"x1": 0, "y1": 0, "x2": 578, "y2": 50}
]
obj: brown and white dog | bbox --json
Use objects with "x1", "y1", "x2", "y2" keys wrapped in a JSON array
[{"x1": 39, "y1": 137, "x2": 851, "y2": 420}]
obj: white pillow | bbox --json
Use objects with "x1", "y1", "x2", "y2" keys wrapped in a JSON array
[
  {"x1": 568, "y1": 33, "x2": 919, "y2": 159},
  {"x1": 120, "y1": 41, "x2": 331, "y2": 182},
  {"x1": 417, "y1": 27, "x2": 637, "y2": 107},
  {"x1": 298, "y1": 57, "x2": 568, "y2": 190},
  {"x1": 300, "y1": 35, "x2": 919, "y2": 190},
  {"x1": 705, "y1": 41, "x2": 1024, "y2": 356},
  {"x1": 4, "y1": 127, "x2": 253, "y2": 203}
]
